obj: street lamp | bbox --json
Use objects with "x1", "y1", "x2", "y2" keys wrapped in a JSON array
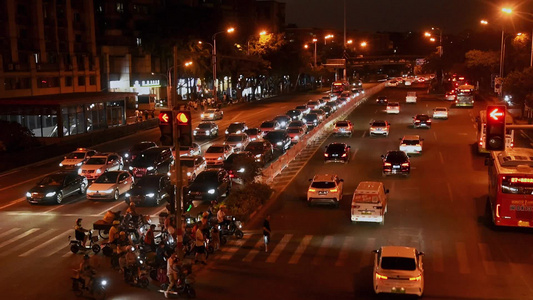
[
  {"x1": 424, "y1": 32, "x2": 432, "y2": 37},
  {"x1": 480, "y1": 19, "x2": 489, "y2": 25},
  {"x1": 324, "y1": 34, "x2": 334, "y2": 45},
  {"x1": 212, "y1": 27, "x2": 235, "y2": 103},
  {"x1": 360, "y1": 41, "x2": 367, "y2": 47},
  {"x1": 429, "y1": 37, "x2": 436, "y2": 42},
  {"x1": 500, "y1": 8, "x2": 513, "y2": 79},
  {"x1": 312, "y1": 38, "x2": 318, "y2": 68}
]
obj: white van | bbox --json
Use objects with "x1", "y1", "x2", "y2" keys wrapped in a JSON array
[
  {"x1": 351, "y1": 181, "x2": 388, "y2": 224},
  {"x1": 406, "y1": 92, "x2": 417, "y2": 104}
]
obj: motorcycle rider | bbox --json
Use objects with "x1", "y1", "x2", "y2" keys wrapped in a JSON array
[
  {"x1": 116, "y1": 231, "x2": 132, "y2": 253},
  {"x1": 75, "y1": 218, "x2": 90, "y2": 247},
  {"x1": 78, "y1": 254, "x2": 95, "y2": 289},
  {"x1": 217, "y1": 204, "x2": 229, "y2": 229},
  {"x1": 143, "y1": 224, "x2": 157, "y2": 251},
  {"x1": 108, "y1": 220, "x2": 120, "y2": 245},
  {"x1": 123, "y1": 246, "x2": 138, "y2": 283}
]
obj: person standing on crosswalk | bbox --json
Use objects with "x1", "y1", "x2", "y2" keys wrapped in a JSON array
[{"x1": 263, "y1": 215, "x2": 271, "y2": 252}]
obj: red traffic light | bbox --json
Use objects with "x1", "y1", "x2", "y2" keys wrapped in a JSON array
[
  {"x1": 489, "y1": 107, "x2": 504, "y2": 121},
  {"x1": 176, "y1": 112, "x2": 190, "y2": 125},
  {"x1": 159, "y1": 112, "x2": 171, "y2": 124}
]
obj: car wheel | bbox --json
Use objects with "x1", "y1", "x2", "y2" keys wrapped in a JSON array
[
  {"x1": 113, "y1": 189, "x2": 119, "y2": 201},
  {"x1": 79, "y1": 183, "x2": 87, "y2": 194},
  {"x1": 55, "y1": 192, "x2": 63, "y2": 204}
]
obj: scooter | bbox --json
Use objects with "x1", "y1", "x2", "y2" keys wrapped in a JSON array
[
  {"x1": 69, "y1": 230, "x2": 101, "y2": 254},
  {"x1": 219, "y1": 216, "x2": 244, "y2": 239},
  {"x1": 71, "y1": 270, "x2": 107, "y2": 300},
  {"x1": 123, "y1": 260, "x2": 150, "y2": 288},
  {"x1": 159, "y1": 268, "x2": 196, "y2": 299}
]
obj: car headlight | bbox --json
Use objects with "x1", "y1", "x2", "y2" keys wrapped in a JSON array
[
  {"x1": 201, "y1": 114, "x2": 205, "y2": 118},
  {"x1": 193, "y1": 130, "x2": 197, "y2": 135},
  {"x1": 302, "y1": 118, "x2": 306, "y2": 122},
  {"x1": 146, "y1": 193, "x2": 155, "y2": 198},
  {"x1": 280, "y1": 122, "x2": 286, "y2": 126},
  {"x1": 125, "y1": 193, "x2": 130, "y2": 197},
  {"x1": 225, "y1": 130, "x2": 229, "y2": 134},
  {"x1": 294, "y1": 135, "x2": 299, "y2": 140},
  {"x1": 238, "y1": 168, "x2": 245, "y2": 173},
  {"x1": 209, "y1": 114, "x2": 214, "y2": 117},
  {"x1": 129, "y1": 166, "x2": 133, "y2": 170},
  {"x1": 236, "y1": 143, "x2": 242, "y2": 148},
  {"x1": 75, "y1": 162, "x2": 83, "y2": 166},
  {"x1": 26, "y1": 192, "x2": 31, "y2": 197},
  {"x1": 276, "y1": 142, "x2": 282, "y2": 145},
  {"x1": 59, "y1": 162, "x2": 63, "y2": 167},
  {"x1": 255, "y1": 154, "x2": 261, "y2": 158},
  {"x1": 206, "y1": 131, "x2": 210, "y2": 135},
  {"x1": 236, "y1": 130, "x2": 241, "y2": 134},
  {"x1": 217, "y1": 156, "x2": 223, "y2": 160},
  {"x1": 45, "y1": 192, "x2": 56, "y2": 197},
  {"x1": 102, "y1": 189, "x2": 114, "y2": 194},
  {"x1": 208, "y1": 189, "x2": 216, "y2": 194},
  {"x1": 96, "y1": 169, "x2": 102, "y2": 174},
  {"x1": 186, "y1": 172, "x2": 192, "y2": 176},
  {"x1": 78, "y1": 169, "x2": 82, "y2": 174},
  {"x1": 147, "y1": 166, "x2": 154, "y2": 171},
  {"x1": 101, "y1": 279, "x2": 107, "y2": 286},
  {"x1": 124, "y1": 153, "x2": 129, "y2": 158}
]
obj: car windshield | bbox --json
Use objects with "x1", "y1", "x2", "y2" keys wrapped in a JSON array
[
  {"x1": 228, "y1": 124, "x2": 243, "y2": 131},
  {"x1": 206, "y1": 109, "x2": 216, "y2": 113},
  {"x1": 38, "y1": 174, "x2": 65, "y2": 185},
  {"x1": 135, "y1": 176, "x2": 160, "y2": 187},
  {"x1": 388, "y1": 103, "x2": 399, "y2": 107},
  {"x1": 372, "y1": 121, "x2": 386, "y2": 127},
  {"x1": 416, "y1": 115, "x2": 430, "y2": 121},
  {"x1": 402, "y1": 139, "x2": 419, "y2": 145},
  {"x1": 378, "y1": 97, "x2": 387, "y2": 100},
  {"x1": 311, "y1": 181, "x2": 336, "y2": 188},
  {"x1": 246, "y1": 142, "x2": 264, "y2": 151},
  {"x1": 381, "y1": 256, "x2": 417, "y2": 271},
  {"x1": 275, "y1": 116, "x2": 289, "y2": 122},
  {"x1": 66, "y1": 152, "x2": 85, "y2": 159},
  {"x1": 246, "y1": 129, "x2": 259, "y2": 135},
  {"x1": 198, "y1": 123, "x2": 212, "y2": 129},
  {"x1": 226, "y1": 135, "x2": 244, "y2": 142},
  {"x1": 387, "y1": 151, "x2": 408, "y2": 160},
  {"x1": 206, "y1": 146, "x2": 224, "y2": 153},
  {"x1": 308, "y1": 101, "x2": 318, "y2": 106},
  {"x1": 287, "y1": 110, "x2": 299, "y2": 115},
  {"x1": 289, "y1": 121, "x2": 303, "y2": 127},
  {"x1": 435, "y1": 108, "x2": 447, "y2": 112},
  {"x1": 296, "y1": 106, "x2": 306, "y2": 110},
  {"x1": 306, "y1": 114, "x2": 318, "y2": 120},
  {"x1": 310, "y1": 110, "x2": 323, "y2": 114},
  {"x1": 195, "y1": 172, "x2": 218, "y2": 182},
  {"x1": 265, "y1": 131, "x2": 285, "y2": 139},
  {"x1": 226, "y1": 154, "x2": 249, "y2": 164},
  {"x1": 86, "y1": 157, "x2": 107, "y2": 165},
  {"x1": 336, "y1": 121, "x2": 348, "y2": 127},
  {"x1": 134, "y1": 152, "x2": 158, "y2": 163},
  {"x1": 261, "y1": 122, "x2": 275, "y2": 128},
  {"x1": 94, "y1": 172, "x2": 120, "y2": 183},
  {"x1": 287, "y1": 128, "x2": 301, "y2": 134},
  {"x1": 327, "y1": 144, "x2": 346, "y2": 152},
  {"x1": 131, "y1": 143, "x2": 154, "y2": 151},
  {"x1": 181, "y1": 160, "x2": 195, "y2": 167}
]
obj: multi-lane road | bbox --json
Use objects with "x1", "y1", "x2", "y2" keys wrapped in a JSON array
[{"x1": 1, "y1": 85, "x2": 532, "y2": 299}]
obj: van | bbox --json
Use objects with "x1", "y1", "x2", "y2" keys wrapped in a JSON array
[
  {"x1": 406, "y1": 92, "x2": 417, "y2": 104},
  {"x1": 351, "y1": 181, "x2": 389, "y2": 225}
]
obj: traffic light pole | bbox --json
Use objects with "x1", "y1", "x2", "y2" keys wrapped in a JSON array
[{"x1": 172, "y1": 110, "x2": 182, "y2": 258}]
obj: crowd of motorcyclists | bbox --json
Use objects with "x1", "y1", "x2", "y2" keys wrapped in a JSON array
[{"x1": 72, "y1": 201, "x2": 243, "y2": 299}]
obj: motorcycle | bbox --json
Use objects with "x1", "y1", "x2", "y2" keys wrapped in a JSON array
[
  {"x1": 219, "y1": 216, "x2": 244, "y2": 240},
  {"x1": 123, "y1": 260, "x2": 150, "y2": 288},
  {"x1": 71, "y1": 271, "x2": 107, "y2": 300},
  {"x1": 69, "y1": 230, "x2": 101, "y2": 254},
  {"x1": 160, "y1": 268, "x2": 196, "y2": 299}
]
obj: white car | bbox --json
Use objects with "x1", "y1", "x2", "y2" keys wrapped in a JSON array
[
  {"x1": 306, "y1": 100, "x2": 320, "y2": 109},
  {"x1": 386, "y1": 80, "x2": 398, "y2": 87},
  {"x1": 179, "y1": 143, "x2": 201, "y2": 157},
  {"x1": 386, "y1": 102, "x2": 400, "y2": 114},
  {"x1": 204, "y1": 144, "x2": 233, "y2": 166},
  {"x1": 59, "y1": 148, "x2": 97, "y2": 169},
  {"x1": 373, "y1": 246, "x2": 424, "y2": 297},
  {"x1": 224, "y1": 133, "x2": 250, "y2": 152},
  {"x1": 201, "y1": 108, "x2": 223, "y2": 120},
  {"x1": 181, "y1": 156, "x2": 206, "y2": 181},
  {"x1": 86, "y1": 170, "x2": 133, "y2": 201},
  {"x1": 78, "y1": 153, "x2": 123, "y2": 180},
  {"x1": 307, "y1": 174, "x2": 344, "y2": 207},
  {"x1": 369, "y1": 120, "x2": 390, "y2": 136},
  {"x1": 445, "y1": 91, "x2": 456, "y2": 101},
  {"x1": 399, "y1": 135, "x2": 423, "y2": 154},
  {"x1": 433, "y1": 107, "x2": 449, "y2": 119}
]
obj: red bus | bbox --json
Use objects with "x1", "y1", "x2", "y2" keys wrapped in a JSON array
[
  {"x1": 487, "y1": 147, "x2": 533, "y2": 228},
  {"x1": 331, "y1": 81, "x2": 350, "y2": 94}
]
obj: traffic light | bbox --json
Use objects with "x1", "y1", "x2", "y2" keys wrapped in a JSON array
[
  {"x1": 485, "y1": 105, "x2": 506, "y2": 151},
  {"x1": 159, "y1": 110, "x2": 173, "y2": 146},
  {"x1": 175, "y1": 110, "x2": 193, "y2": 147}
]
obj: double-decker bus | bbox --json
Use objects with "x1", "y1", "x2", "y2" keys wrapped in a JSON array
[
  {"x1": 487, "y1": 147, "x2": 533, "y2": 228},
  {"x1": 331, "y1": 81, "x2": 350, "y2": 95},
  {"x1": 455, "y1": 84, "x2": 475, "y2": 107},
  {"x1": 477, "y1": 110, "x2": 514, "y2": 153}
]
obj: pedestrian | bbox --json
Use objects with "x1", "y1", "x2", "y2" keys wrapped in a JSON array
[
  {"x1": 164, "y1": 252, "x2": 180, "y2": 298},
  {"x1": 194, "y1": 227, "x2": 207, "y2": 265},
  {"x1": 211, "y1": 226, "x2": 220, "y2": 251},
  {"x1": 263, "y1": 215, "x2": 271, "y2": 252}
]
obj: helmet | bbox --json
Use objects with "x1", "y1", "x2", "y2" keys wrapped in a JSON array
[
  {"x1": 129, "y1": 202, "x2": 136, "y2": 207},
  {"x1": 83, "y1": 254, "x2": 90, "y2": 260},
  {"x1": 202, "y1": 212, "x2": 209, "y2": 217},
  {"x1": 113, "y1": 220, "x2": 120, "y2": 225},
  {"x1": 76, "y1": 218, "x2": 82, "y2": 225},
  {"x1": 119, "y1": 231, "x2": 126, "y2": 236}
]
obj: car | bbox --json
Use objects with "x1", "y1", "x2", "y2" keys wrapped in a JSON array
[
  {"x1": 373, "y1": 246, "x2": 425, "y2": 297},
  {"x1": 369, "y1": 120, "x2": 390, "y2": 136},
  {"x1": 59, "y1": 148, "x2": 97, "y2": 169},
  {"x1": 193, "y1": 122, "x2": 219, "y2": 139},
  {"x1": 376, "y1": 96, "x2": 388, "y2": 105},
  {"x1": 245, "y1": 140, "x2": 274, "y2": 166},
  {"x1": 321, "y1": 95, "x2": 331, "y2": 102},
  {"x1": 335, "y1": 98, "x2": 346, "y2": 108},
  {"x1": 204, "y1": 144, "x2": 233, "y2": 166},
  {"x1": 287, "y1": 127, "x2": 305, "y2": 144},
  {"x1": 386, "y1": 80, "x2": 398, "y2": 87},
  {"x1": 307, "y1": 174, "x2": 344, "y2": 207},
  {"x1": 321, "y1": 105, "x2": 333, "y2": 117},
  {"x1": 413, "y1": 114, "x2": 432, "y2": 128},
  {"x1": 244, "y1": 128, "x2": 264, "y2": 141},
  {"x1": 403, "y1": 79, "x2": 412, "y2": 86},
  {"x1": 325, "y1": 101, "x2": 338, "y2": 113},
  {"x1": 309, "y1": 109, "x2": 326, "y2": 121},
  {"x1": 432, "y1": 107, "x2": 449, "y2": 119},
  {"x1": 445, "y1": 91, "x2": 456, "y2": 101},
  {"x1": 307, "y1": 100, "x2": 320, "y2": 109},
  {"x1": 86, "y1": 170, "x2": 134, "y2": 201},
  {"x1": 295, "y1": 105, "x2": 310, "y2": 114},
  {"x1": 338, "y1": 95, "x2": 350, "y2": 104},
  {"x1": 382, "y1": 150, "x2": 410, "y2": 177},
  {"x1": 125, "y1": 174, "x2": 171, "y2": 206},
  {"x1": 225, "y1": 122, "x2": 248, "y2": 136},
  {"x1": 201, "y1": 108, "x2": 223, "y2": 120},
  {"x1": 129, "y1": 147, "x2": 173, "y2": 178},
  {"x1": 223, "y1": 151, "x2": 255, "y2": 179},
  {"x1": 340, "y1": 91, "x2": 352, "y2": 100},
  {"x1": 288, "y1": 120, "x2": 308, "y2": 132},
  {"x1": 181, "y1": 156, "x2": 206, "y2": 181},
  {"x1": 286, "y1": 110, "x2": 303, "y2": 121},
  {"x1": 317, "y1": 99, "x2": 326, "y2": 108},
  {"x1": 259, "y1": 120, "x2": 281, "y2": 134},
  {"x1": 273, "y1": 115, "x2": 292, "y2": 129},
  {"x1": 187, "y1": 169, "x2": 231, "y2": 202},
  {"x1": 333, "y1": 120, "x2": 353, "y2": 137},
  {"x1": 26, "y1": 172, "x2": 88, "y2": 204},
  {"x1": 78, "y1": 153, "x2": 124, "y2": 181},
  {"x1": 399, "y1": 135, "x2": 423, "y2": 154},
  {"x1": 324, "y1": 143, "x2": 351, "y2": 163},
  {"x1": 264, "y1": 130, "x2": 292, "y2": 152},
  {"x1": 179, "y1": 143, "x2": 202, "y2": 157},
  {"x1": 123, "y1": 142, "x2": 157, "y2": 164},
  {"x1": 303, "y1": 113, "x2": 319, "y2": 128},
  {"x1": 224, "y1": 133, "x2": 250, "y2": 152},
  {"x1": 386, "y1": 102, "x2": 400, "y2": 114}
]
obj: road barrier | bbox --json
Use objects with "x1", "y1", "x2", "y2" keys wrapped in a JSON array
[{"x1": 261, "y1": 83, "x2": 385, "y2": 184}]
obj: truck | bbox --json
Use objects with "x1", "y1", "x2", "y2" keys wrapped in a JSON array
[{"x1": 405, "y1": 92, "x2": 417, "y2": 104}]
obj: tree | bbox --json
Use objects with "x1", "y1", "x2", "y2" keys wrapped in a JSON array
[
  {"x1": 503, "y1": 67, "x2": 533, "y2": 116},
  {"x1": 464, "y1": 50, "x2": 499, "y2": 88},
  {"x1": 0, "y1": 120, "x2": 40, "y2": 153}
]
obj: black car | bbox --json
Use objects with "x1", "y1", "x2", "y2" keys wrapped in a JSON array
[
  {"x1": 223, "y1": 151, "x2": 255, "y2": 179},
  {"x1": 129, "y1": 147, "x2": 173, "y2": 178},
  {"x1": 225, "y1": 122, "x2": 248, "y2": 136},
  {"x1": 376, "y1": 96, "x2": 388, "y2": 105},
  {"x1": 187, "y1": 169, "x2": 231, "y2": 202},
  {"x1": 193, "y1": 122, "x2": 218, "y2": 139},
  {"x1": 321, "y1": 105, "x2": 333, "y2": 117},
  {"x1": 381, "y1": 150, "x2": 410, "y2": 177},
  {"x1": 124, "y1": 141, "x2": 157, "y2": 164},
  {"x1": 273, "y1": 115, "x2": 292, "y2": 129},
  {"x1": 286, "y1": 109, "x2": 303, "y2": 120},
  {"x1": 303, "y1": 113, "x2": 319, "y2": 128},
  {"x1": 413, "y1": 114, "x2": 432, "y2": 128},
  {"x1": 245, "y1": 140, "x2": 274, "y2": 166},
  {"x1": 125, "y1": 175, "x2": 171, "y2": 206},
  {"x1": 27, "y1": 172, "x2": 87, "y2": 204},
  {"x1": 325, "y1": 101, "x2": 338, "y2": 112},
  {"x1": 264, "y1": 130, "x2": 292, "y2": 152},
  {"x1": 324, "y1": 143, "x2": 351, "y2": 163}
]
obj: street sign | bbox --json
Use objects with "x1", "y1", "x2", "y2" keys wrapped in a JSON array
[{"x1": 485, "y1": 105, "x2": 506, "y2": 151}]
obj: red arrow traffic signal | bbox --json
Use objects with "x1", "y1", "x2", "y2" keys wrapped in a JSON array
[
  {"x1": 159, "y1": 112, "x2": 170, "y2": 124},
  {"x1": 489, "y1": 108, "x2": 504, "y2": 121},
  {"x1": 485, "y1": 105, "x2": 506, "y2": 151}
]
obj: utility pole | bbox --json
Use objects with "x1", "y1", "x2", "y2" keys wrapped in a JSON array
[
  {"x1": 172, "y1": 109, "x2": 183, "y2": 258},
  {"x1": 172, "y1": 46, "x2": 178, "y2": 109}
]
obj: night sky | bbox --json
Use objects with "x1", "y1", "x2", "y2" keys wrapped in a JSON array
[{"x1": 283, "y1": 0, "x2": 501, "y2": 33}]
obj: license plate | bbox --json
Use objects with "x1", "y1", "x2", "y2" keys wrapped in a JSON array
[
  {"x1": 392, "y1": 288, "x2": 406, "y2": 294},
  {"x1": 318, "y1": 191, "x2": 327, "y2": 195},
  {"x1": 392, "y1": 170, "x2": 397, "y2": 174},
  {"x1": 376, "y1": 128, "x2": 382, "y2": 131},
  {"x1": 361, "y1": 211, "x2": 372, "y2": 215},
  {"x1": 332, "y1": 154, "x2": 338, "y2": 157},
  {"x1": 393, "y1": 165, "x2": 400, "y2": 169},
  {"x1": 518, "y1": 221, "x2": 530, "y2": 227}
]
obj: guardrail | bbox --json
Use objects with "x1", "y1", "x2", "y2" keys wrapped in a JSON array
[{"x1": 260, "y1": 83, "x2": 386, "y2": 184}]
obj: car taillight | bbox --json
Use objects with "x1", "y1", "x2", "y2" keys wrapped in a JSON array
[
  {"x1": 384, "y1": 162, "x2": 391, "y2": 166},
  {"x1": 309, "y1": 188, "x2": 316, "y2": 192},
  {"x1": 376, "y1": 273, "x2": 388, "y2": 280},
  {"x1": 352, "y1": 205, "x2": 360, "y2": 209},
  {"x1": 427, "y1": 120, "x2": 432, "y2": 123},
  {"x1": 409, "y1": 275, "x2": 422, "y2": 281},
  {"x1": 415, "y1": 120, "x2": 420, "y2": 123},
  {"x1": 341, "y1": 153, "x2": 347, "y2": 157},
  {"x1": 330, "y1": 188, "x2": 338, "y2": 193},
  {"x1": 324, "y1": 153, "x2": 329, "y2": 157},
  {"x1": 416, "y1": 144, "x2": 421, "y2": 147},
  {"x1": 401, "y1": 163, "x2": 409, "y2": 167}
]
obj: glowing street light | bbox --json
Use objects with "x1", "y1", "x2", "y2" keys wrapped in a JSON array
[
  {"x1": 347, "y1": 39, "x2": 353, "y2": 44},
  {"x1": 429, "y1": 37, "x2": 436, "y2": 42},
  {"x1": 324, "y1": 34, "x2": 334, "y2": 45},
  {"x1": 184, "y1": 61, "x2": 193, "y2": 67},
  {"x1": 360, "y1": 41, "x2": 368, "y2": 47},
  {"x1": 212, "y1": 27, "x2": 236, "y2": 102},
  {"x1": 259, "y1": 30, "x2": 267, "y2": 36},
  {"x1": 304, "y1": 44, "x2": 308, "y2": 49},
  {"x1": 480, "y1": 19, "x2": 488, "y2": 25},
  {"x1": 424, "y1": 32, "x2": 432, "y2": 37},
  {"x1": 502, "y1": 7, "x2": 513, "y2": 14}
]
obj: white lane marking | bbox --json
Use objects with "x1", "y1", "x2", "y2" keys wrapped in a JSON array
[
  {"x1": 439, "y1": 151, "x2": 444, "y2": 164},
  {"x1": 3, "y1": 229, "x2": 57, "y2": 255},
  {"x1": 432, "y1": 241, "x2": 444, "y2": 272},
  {"x1": 20, "y1": 229, "x2": 72, "y2": 257},
  {"x1": 0, "y1": 171, "x2": 55, "y2": 192},
  {"x1": 97, "y1": 201, "x2": 127, "y2": 216},
  {"x1": 0, "y1": 228, "x2": 21, "y2": 239},
  {"x1": 361, "y1": 131, "x2": 366, "y2": 138},
  {"x1": 220, "y1": 234, "x2": 252, "y2": 260},
  {"x1": 456, "y1": 242, "x2": 470, "y2": 274},
  {"x1": 288, "y1": 235, "x2": 312, "y2": 265},
  {"x1": 0, "y1": 228, "x2": 40, "y2": 249},
  {"x1": 312, "y1": 235, "x2": 333, "y2": 265},
  {"x1": 335, "y1": 236, "x2": 354, "y2": 267},
  {"x1": 266, "y1": 234, "x2": 293, "y2": 263},
  {"x1": 242, "y1": 237, "x2": 265, "y2": 262},
  {"x1": 447, "y1": 183, "x2": 453, "y2": 202},
  {"x1": 231, "y1": 112, "x2": 244, "y2": 121},
  {"x1": 478, "y1": 243, "x2": 497, "y2": 275},
  {"x1": 433, "y1": 131, "x2": 438, "y2": 141},
  {"x1": 359, "y1": 237, "x2": 376, "y2": 268},
  {"x1": 351, "y1": 148, "x2": 359, "y2": 161},
  {"x1": 0, "y1": 197, "x2": 26, "y2": 210},
  {"x1": 0, "y1": 169, "x2": 20, "y2": 178},
  {"x1": 43, "y1": 204, "x2": 67, "y2": 213}
]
